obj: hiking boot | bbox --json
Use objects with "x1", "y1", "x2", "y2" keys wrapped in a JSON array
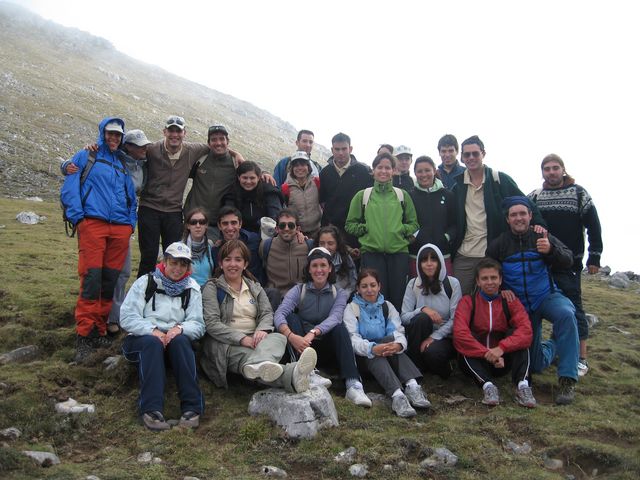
[
  {"x1": 482, "y1": 384, "x2": 500, "y2": 406},
  {"x1": 404, "y1": 384, "x2": 431, "y2": 409},
  {"x1": 292, "y1": 347, "x2": 317, "y2": 393},
  {"x1": 345, "y1": 386, "x2": 372, "y2": 407},
  {"x1": 242, "y1": 361, "x2": 284, "y2": 383},
  {"x1": 514, "y1": 386, "x2": 537, "y2": 408},
  {"x1": 74, "y1": 335, "x2": 94, "y2": 364},
  {"x1": 392, "y1": 393, "x2": 417, "y2": 418},
  {"x1": 92, "y1": 334, "x2": 113, "y2": 349},
  {"x1": 179, "y1": 411, "x2": 200, "y2": 429},
  {"x1": 107, "y1": 323, "x2": 121, "y2": 335},
  {"x1": 140, "y1": 411, "x2": 171, "y2": 431},
  {"x1": 310, "y1": 370, "x2": 332, "y2": 388},
  {"x1": 556, "y1": 377, "x2": 576, "y2": 405},
  {"x1": 577, "y1": 358, "x2": 589, "y2": 377}
]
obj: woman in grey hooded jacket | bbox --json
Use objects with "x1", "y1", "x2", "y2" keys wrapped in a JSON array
[{"x1": 401, "y1": 243, "x2": 462, "y2": 378}]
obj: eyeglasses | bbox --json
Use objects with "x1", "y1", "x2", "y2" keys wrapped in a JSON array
[
  {"x1": 462, "y1": 151, "x2": 482, "y2": 159},
  {"x1": 189, "y1": 219, "x2": 207, "y2": 226},
  {"x1": 166, "y1": 116, "x2": 185, "y2": 127},
  {"x1": 278, "y1": 222, "x2": 297, "y2": 230}
]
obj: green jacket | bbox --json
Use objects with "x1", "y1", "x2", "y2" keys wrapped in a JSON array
[{"x1": 345, "y1": 181, "x2": 419, "y2": 254}]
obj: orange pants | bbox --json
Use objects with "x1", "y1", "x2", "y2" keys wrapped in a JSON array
[{"x1": 75, "y1": 219, "x2": 132, "y2": 336}]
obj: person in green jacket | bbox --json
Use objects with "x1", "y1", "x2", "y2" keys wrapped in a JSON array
[{"x1": 345, "y1": 152, "x2": 419, "y2": 310}]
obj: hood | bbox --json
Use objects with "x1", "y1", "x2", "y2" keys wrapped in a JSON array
[
  {"x1": 327, "y1": 154, "x2": 358, "y2": 169},
  {"x1": 415, "y1": 243, "x2": 447, "y2": 287},
  {"x1": 414, "y1": 178, "x2": 444, "y2": 193},
  {"x1": 97, "y1": 116, "x2": 125, "y2": 152}
]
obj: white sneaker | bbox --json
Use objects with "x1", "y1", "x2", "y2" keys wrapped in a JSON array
[
  {"x1": 310, "y1": 370, "x2": 332, "y2": 388},
  {"x1": 392, "y1": 393, "x2": 417, "y2": 418},
  {"x1": 577, "y1": 359, "x2": 589, "y2": 377},
  {"x1": 404, "y1": 384, "x2": 431, "y2": 409},
  {"x1": 345, "y1": 387, "x2": 372, "y2": 407},
  {"x1": 292, "y1": 348, "x2": 317, "y2": 393},
  {"x1": 242, "y1": 361, "x2": 284, "y2": 383}
]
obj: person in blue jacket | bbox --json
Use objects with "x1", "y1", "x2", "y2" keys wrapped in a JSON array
[{"x1": 60, "y1": 116, "x2": 137, "y2": 363}]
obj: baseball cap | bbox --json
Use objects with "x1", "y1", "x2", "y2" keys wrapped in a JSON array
[
  {"x1": 165, "y1": 115, "x2": 186, "y2": 130},
  {"x1": 104, "y1": 121, "x2": 124, "y2": 134},
  {"x1": 395, "y1": 145, "x2": 412, "y2": 156},
  {"x1": 208, "y1": 124, "x2": 229, "y2": 137},
  {"x1": 290, "y1": 151, "x2": 310, "y2": 163},
  {"x1": 123, "y1": 129, "x2": 151, "y2": 146},
  {"x1": 164, "y1": 242, "x2": 192, "y2": 262}
]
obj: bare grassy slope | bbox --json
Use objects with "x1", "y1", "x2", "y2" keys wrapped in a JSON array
[
  {"x1": 1, "y1": 198, "x2": 639, "y2": 479},
  {"x1": 0, "y1": 2, "x2": 323, "y2": 199}
]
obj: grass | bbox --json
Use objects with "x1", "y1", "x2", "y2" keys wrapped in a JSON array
[{"x1": 1, "y1": 197, "x2": 639, "y2": 479}]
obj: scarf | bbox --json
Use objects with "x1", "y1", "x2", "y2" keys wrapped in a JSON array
[
  {"x1": 186, "y1": 234, "x2": 208, "y2": 262},
  {"x1": 414, "y1": 178, "x2": 444, "y2": 193},
  {"x1": 154, "y1": 263, "x2": 191, "y2": 297}
]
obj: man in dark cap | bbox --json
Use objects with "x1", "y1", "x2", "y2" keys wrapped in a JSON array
[{"x1": 486, "y1": 196, "x2": 580, "y2": 405}]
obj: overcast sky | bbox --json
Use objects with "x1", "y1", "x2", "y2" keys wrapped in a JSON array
[{"x1": 16, "y1": 0, "x2": 640, "y2": 272}]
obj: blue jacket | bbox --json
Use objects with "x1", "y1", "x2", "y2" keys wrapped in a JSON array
[
  {"x1": 60, "y1": 117, "x2": 137, "y2": 227},
  {"x1": 437, "y1": 162, "x2": 466, "y2": 190}
]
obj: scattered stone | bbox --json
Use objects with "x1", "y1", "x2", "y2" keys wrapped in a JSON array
[
  {"x1": 366, "y1": 393, "x2": 390, "y2": 406},
  {"x1": 382, "y1": 464, "x2": 393, "y2": 471},
  {"x1": 183, "y1": 477, "x2": 201, "y2": 480},
  {"x1": 599, "y1": 266, "x2": 611, "y2": 276},
  {"x1": 0, "y1": 224, "x2": 5, "y2": 229},
  {"x1": 152, "y1": 457, "x2": 162, "y2": 464},
  {"x1": 443, "y1": 394, "x2": 470, "y2": 405},
  {"x1": 86, "y1": 476, "x2": 101, "y2": 480},
  {"x1": 15, "y1": 211, "x2": 46, "y2": 224},
  {"x1": 0, "y1": 427, "x2": 21, "y2": 440},
  {"x1": 26, "y1": 196, "x2": 43, "y2": 202},
  {"x1": 137, "y1": 452, "x2": 153, "y2": 464},
  {"x1": 397, "y1": 461, "x2": 408, "y2": 469},
  {"x1": 608, "y1": 326, "x2": 631, "y2": 335},
  {"x1": 103, "y1": 355, "x2": 122, "y2": 371},
  {"x1": 544, "y1": 457, "x2": 564, "y2": 470},
  {"x1": 585, "y1": 313, "x2": 599, "y2": 328},
  {"x1": 609, "y1": 272, "x2": 631, "y2": 289},
  {"x1": 566, "y1": 475, "x2": 576, "y2": 480},
  {"x1": 349, "y1": 464, "x2": 368, "y2": 477},
  {"x1": 591, "y1": 469, "x2": 599, "y2": 477},
  {"x1": 334, "y1": 446, "x2": 357, "y2": 463},
  {"x1": 0, "y1": 345, "x2": 39, "y2": 365},
  {"x1": 55, "y1": 398, "x2": 96, "y2": 414},
  {"x1": 420, "y1": 448, "x2": 458, "y2": 468},
  {"x1": 22, "y1": 450, "x2": 60, "y2": 466},
  {"x1": 261, "y1": 465, "x2": 287, "y2": 477},
  {"x1": 504, "y1": 440, "x2": 532, "y2": 454},
  {"x1": 248, "y1": 386, "x2": 338, "y2": 439}
]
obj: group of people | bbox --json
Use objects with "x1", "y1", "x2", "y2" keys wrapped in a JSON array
[{"x1": 60, "y1": 116, "x2": 602, "y2": 430}]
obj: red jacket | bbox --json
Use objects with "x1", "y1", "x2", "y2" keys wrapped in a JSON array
[{"x1": 453, "y1": 292, "x2": 532, "y2": 358}]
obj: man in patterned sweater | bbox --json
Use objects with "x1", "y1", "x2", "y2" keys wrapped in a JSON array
[{"x1": 528, "y1": 154, "x2": 603, "y2": 377}]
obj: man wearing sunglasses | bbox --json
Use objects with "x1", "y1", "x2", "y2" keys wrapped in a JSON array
[{"x1": 451, "y1": 135, "x2": 545, "y2": 295}]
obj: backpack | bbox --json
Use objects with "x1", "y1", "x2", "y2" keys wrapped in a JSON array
[
  {"x1": 361, "y1": 186, "x2": 406, "y2": 223},
  {"x1": 260, "y1": 237, "x2": 314, "y2": 262},
  {"x1": 349, "y1": 300, "x2": 389, "y2": 321},
  {"x1": 61, "y1": 151, "x2": 97, "y2": 237},
  {"x1": 413, "y1": 276, "x2": 453, "y2": 300},
  {"x1": 144, "y1": 273, "x2": 192, "y2": 311}
]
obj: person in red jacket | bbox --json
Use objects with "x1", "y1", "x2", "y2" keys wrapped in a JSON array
[{"x1": 453, "y1": 258, "x2": 536, "y2": 408}]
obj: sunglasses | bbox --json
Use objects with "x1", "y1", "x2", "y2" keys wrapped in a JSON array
[
  {"x1": 278, "y1": 222, "x2": 297, "y2": 230},
  {"x1": 208, "y1": 125, "x2": 228, "y2": 135},
  {"x1": 189, "y1": 219, "x2": 207, "y2": 226},
  {"x1": 462, "y1": 151, "x2": 482, "y2": 159},
  {"x1": 166, "y1": 116, "x2": 185, "y2": 126}
]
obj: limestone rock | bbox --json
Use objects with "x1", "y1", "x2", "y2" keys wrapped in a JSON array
[
  {"x1": 22, "y1": 450, "x2": 60, "y2": 466},
  {"x1": 544, "y1": 457, "x2": 564, "y2": 470},
  {"x1": 86, "y1": 476, "x2": 101, "y2": 480},
  {"x1": 504, "y1": 440, "x2": 532, "y2": 454},
  {"x1": 609, "y1": 272, "x2": 631, "y2": 289},
  {"x1": 349, "y1": 464, "x2": 368, "y2": 477},
  {"x1": 26, "y1": 196, "x2": 43, "y2": 202},
  {"x1": 183, "y1": 477, "x2": 201, "y2": 480},
  {"x1": 334, "y1": 446, "x2": 357, "y2": 463},
  {"x1": 0, "y1": 345, "x2": 39, "y2": 365},
  {"x1": 137, "y1": 452, "x2": 153, "y2": 464},
  {"x1": 261, "y1": 465, "x2": 287, "y2": 477},
  {"x1": 585, "y1": 313, "x2": 599, "y2": 328},
  {"x1": 16, "y1": 211, "x2": 46, "y2": 224},
  {"x1": 420, "y1": 448, "x2": 458, "y2": 468},
  {"x1": 103, "y1": 355, "x2": 123, "y2": 371},
  {"x1": 0, "y1": 427, "x2": 21, "y2": 440},
  {"x1": 248, "y1": 386, "x2": 338, "y2": 439},
  {"x1": 55, "y1": 398, "x2": 95, "y2": 414}
]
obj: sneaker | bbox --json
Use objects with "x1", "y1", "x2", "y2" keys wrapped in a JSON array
[
  {"x1": 309, "y1": 370, "x2": 332, "y2": 388},
  {"x1": 140, "y1": 411, "x2": 171, "y2": 431},
  {"x1": 179, "y1": 411, "x2": 200, "y2": 429},
  {"x1": 392, "y1": 393, "x2": 417, "y2": 418},
  {"x1": 345, "y1": 386, "x2": 372, "y2": 407},
  {"x1": 292, "y1": 348, "x2": 317, "y2": 393},
  {"x1": 482, "y1": 384, "x2": 500, "y2": 406},
  {"x1": 577, "y1": 358, "x2": 589, "y2": 377},
  {"x1": 556, "y1": 377, "x2": 576, "y2": 405},
  {"x1": 242, "y1": 361, "x2": 284, "y2": 383},
  {"x1": 514, "y1": 386, "x2": 537, "y2": 408},
  {"x1": 74, "y1": 335, "x2": 94, "y2": 364},
  {"x1": 404, "y1": 384, "x2": 431, "y2": 409}
]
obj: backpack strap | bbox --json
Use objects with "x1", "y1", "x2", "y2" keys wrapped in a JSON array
[
  {"x1": 443, "y1": 276, "x2": 453, "y2": 299},
  {"x1": 382, "y1": 301, "x2": 389, "y2": 319},
  {"x1": 79, "y1": 151, "x2": 97, "y2": 185},
  {"x1": 361, "y1": 186, "x2": 405, "y2": 222},
  {"x1": 216, "y1": 286, "x2": 227, "y2": 305},
  {"x1": 350, "y1": 302, "x2": 360, "y2": 320},
  {"x1": 501, "y1": 297, "x2": 511, "y2": 324},
  {"x1": 260, "y1": 237, "x2": 273, "y2": 263},
  {"x1": 294, "y1": 284, "x2": 306, "y2": 314},
  {"x1": 492, "y1": 168, "x2": 501, "y2": 184},
  {"x1": 144, "y1": 273, "x2": 158, "y2": 311}
]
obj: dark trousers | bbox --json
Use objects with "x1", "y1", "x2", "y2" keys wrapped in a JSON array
[
  {"x1": 361, "y1": 252, "x2": 409, "y2": 311},
  {"x1": 404, "y1": 313, "x2": 456, "y2": 378},
  {"x1": 286, "y1": 312, "x2": 360, "y2": 381},
  {"x1": 122, "y1": 334, "x2": 204, "y2": 415},
  {"x1": 137, "y1": 206, "x2": 184, "y2": 277},
  {"x1": 553, "y1": 268, "x2": 588, "y2": 340},
  {"x1": 460, "y1": 348, "x2": 531, "y2": 388}
]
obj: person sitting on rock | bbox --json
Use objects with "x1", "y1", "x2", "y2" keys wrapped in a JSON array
[
  {"x1": 453, "y1": 258, "x2": 536, "y2": 408},
  {"x1": 120, "y1": 242, "x2": 205, "y2": 431},
  {"x1": 200, "y1": 240, "x2": 317, "y2": 393},
  {"x1": 344, "y1": 268, "x2": 431, "y2": 418}
]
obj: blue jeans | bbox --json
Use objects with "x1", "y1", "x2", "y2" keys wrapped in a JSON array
[
  {"x1": 530, "y1": 292, "x2": 579, "y2": 380},
  {"x1": 123, "y1": 334, "x2": 204, "y2": 415}
]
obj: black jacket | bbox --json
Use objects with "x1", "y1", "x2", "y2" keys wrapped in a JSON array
[{"x1": 409, "y1": 186, "x2": 457, "y2": 256}]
